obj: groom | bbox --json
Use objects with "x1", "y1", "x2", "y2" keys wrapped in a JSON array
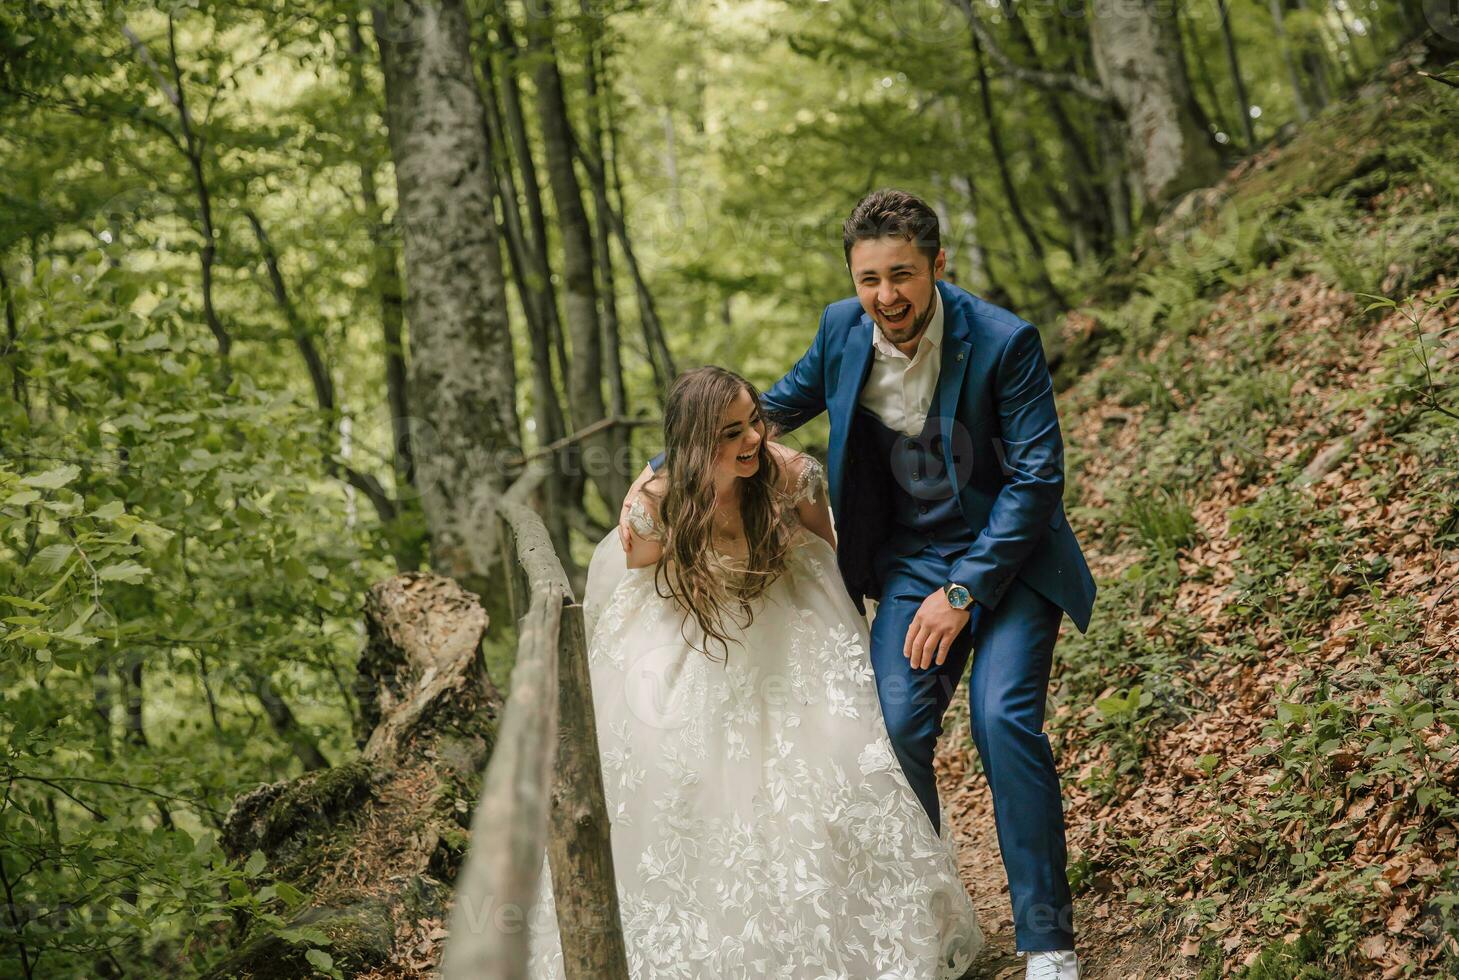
[{"x1": 624, "y1": 190, "x2": 1094, "y2": 978}]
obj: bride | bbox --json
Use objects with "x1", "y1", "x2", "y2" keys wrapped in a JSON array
[{"x1": 525, "y1": 366, "x2": 982, "y2": 979}]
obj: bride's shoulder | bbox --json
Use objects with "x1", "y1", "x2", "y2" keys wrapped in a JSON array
[{"x1": 767, "y1": 443, "x2": 825, "y2": 507}]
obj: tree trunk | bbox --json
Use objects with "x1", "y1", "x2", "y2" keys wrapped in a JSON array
[
  {"x1": 523, "y1": 0, "x2": 628, "y2": 510},
  {"x1": 1290, "y1": 0, "x2": 1334, "y2": 108},
  {"x1": 1087, "y1": 0, "x2": 1225, "y2": 214},
  {"x1": 1268, "y1": 0, "x2": 1312, "y2": 122},
  {"x1": 0, "y1": 262, "x2": 26, "y2": 415},
  {"x1": 580, "y1": 6, "x2": 629, "y2": 469},
  {"x1": 965, "y1": 23, "x2": 1068, "y2": 312},
  {"x1": 1217, "y1": 0, "x2": 1258, "y2": 147},
  {"x1": 491, "y1": 4, "x2": 572, "y2": 397},
  {"x1": 1175, "y1": 1, "x2": 1233, "y2": 141},
  {"x1": 477, "y1": 48, "x2": 578, "y2": 578},
  {"x1": 999, "y1": 0, "x2": 1110, "y2": 260},
  {"x1": 250, "y1": 671, "x2": 332, "y2": 772},
  {"x1": 602, "y1": 121, "x2": 677, "y2": 397},
  {"x1": 348, "y1": 17, "x2": 415, "y2": 493},
  {"x1": 373, "y1": 0, "x2": 522, "y2": 602}
]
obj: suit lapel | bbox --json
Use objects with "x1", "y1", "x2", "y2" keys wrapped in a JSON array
[
  {"x1": 934, "y1": 283, "x2": 973, "y2": 507},
  {"x1": 827, "y1": 315, "x2": 875, "y2": 513}
]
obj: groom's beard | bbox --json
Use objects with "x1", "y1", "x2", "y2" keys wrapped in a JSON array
[{"x1": 879, "y1": 295, "x2": 935, "y2": 347}]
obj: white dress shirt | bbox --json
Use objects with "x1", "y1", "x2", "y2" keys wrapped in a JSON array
[{"x1": 857, "y1": 286, "x2": 944, "y2": 437}]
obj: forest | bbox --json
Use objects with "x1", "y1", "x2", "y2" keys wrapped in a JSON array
[{"x1": 2, "y1": 0, "x2": 1457, "y2": 977}]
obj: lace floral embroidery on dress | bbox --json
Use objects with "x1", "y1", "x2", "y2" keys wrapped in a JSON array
[
  {"x1": 787, "y1": 454, "x2": 826, "y2": 508},
  {"x1": 626, "y1": 496, "x2": 663, "y2": 541}
]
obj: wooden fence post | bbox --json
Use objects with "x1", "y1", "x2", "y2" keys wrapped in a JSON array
[{"x1": 548, "y1": 601, "x2": 629, "y2": 977}]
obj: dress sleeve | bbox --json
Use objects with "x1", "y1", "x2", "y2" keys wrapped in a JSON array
[
  {"x1": 626, "y1": 496, "x2": 664, "y2": 541},
  {"x1": 788, "y1": 454, "x2": 827, "y2": 508}
]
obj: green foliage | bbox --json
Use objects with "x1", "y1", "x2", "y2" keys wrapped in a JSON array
[
  {"x1": 1119, "y1": 488, "x2": 1198, "y2": 562},
  {"x1": 1, "y1": 222, "x2": 390, "y2": 976}
]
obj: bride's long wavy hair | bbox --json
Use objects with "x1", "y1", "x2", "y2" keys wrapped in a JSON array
[{"x1": 647, "y1": 366, "x2": 795, "y2": 663}]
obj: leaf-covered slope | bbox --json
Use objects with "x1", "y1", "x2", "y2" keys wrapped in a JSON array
[{"x1": 939, "y1": 46, "x2": 1459, "y2": 979}]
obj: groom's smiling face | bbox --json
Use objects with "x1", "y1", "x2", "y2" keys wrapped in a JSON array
[{"x1": 849, "y1": 236, "x2": 947, "y2": 353}]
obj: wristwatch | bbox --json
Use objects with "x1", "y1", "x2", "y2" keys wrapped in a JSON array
[{"x1": 943, "y1": 582, "x2": 974, "y2": 611}]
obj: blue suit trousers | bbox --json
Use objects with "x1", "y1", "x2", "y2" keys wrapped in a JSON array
[{"x1": 868, "y1": 543, "x2": 1075, "y2": 952}]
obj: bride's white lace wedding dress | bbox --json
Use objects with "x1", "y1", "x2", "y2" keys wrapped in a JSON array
[{"x1": 525, "y1": 456, "x2": 982, "y2": 979}]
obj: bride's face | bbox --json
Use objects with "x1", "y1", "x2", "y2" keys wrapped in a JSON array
[{"x1": 714, "y1": 387, "x2": 765, "y2": 482}]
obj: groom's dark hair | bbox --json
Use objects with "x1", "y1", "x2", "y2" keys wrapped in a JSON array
[{"x1": 842, "y1": 189, "x2": 941, "y2": 270}]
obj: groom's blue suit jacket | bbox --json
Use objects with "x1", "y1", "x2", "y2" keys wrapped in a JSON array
[{"x1": 759, "y1": 280, "x2": 1097, "y2": 634}]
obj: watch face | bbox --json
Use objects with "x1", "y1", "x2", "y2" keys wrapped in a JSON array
[{"x1": 946, "y1": 585, "x2": 971, "y2": 609}]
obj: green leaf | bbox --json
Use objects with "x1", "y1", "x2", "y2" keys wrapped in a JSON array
[
  {"x1": 244, "y1": 849, "x2": 267, "y2": 878},
  {"x1": 0, "y1": 595, "x2": 47, "y2": 611},
  {"x1": 35, "y1": 544, "x2": 74, "y2": 574},
  {"x1": 98, "y1": 561, "x2": 149, "y2": 583},
  {"x1": 90, "y1": 500, "x2": 126, "y2": 519},
  {"x1": 5, "y1": 489, "x2": 41, "y2": 507},
  {"x1": 22, "y1": 464, "x2": 81, "y2": 490},
  {"x1": 1276, "y1": 702, "x2": 1306, "y2": 725},
  {"x1": 282, "y1": 926, "x2": 330, "y2": 945},
  {"x1": 275, "y1": 881, "x2": 307, "y2": 909},
  {"x1": 304, "y1": 949, "x2": 334, "y2": 973}
]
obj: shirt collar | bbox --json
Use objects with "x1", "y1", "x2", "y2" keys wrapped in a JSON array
[{"x1": 871, "y1": 285, "x2": 944, "y2": 361}]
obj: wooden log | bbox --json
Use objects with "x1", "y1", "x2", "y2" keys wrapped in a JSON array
[{"x1": 205, "y1": 573, "x2": 500, "y2": 978}]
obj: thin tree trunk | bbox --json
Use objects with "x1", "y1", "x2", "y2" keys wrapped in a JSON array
[
  {"x1": 476, "y1": 49, "x2": 568, "y2": 455},
  {"x1": 244, "y1": 209, "x2": 406, "y2": 558},
  {"x1": 951, "y1": 0, "x2": 1221, "y2": 213},
  {"x1": 580, "y1": 3, "x2": 628, "y2": 464},
  {"x1": 492, "y1": 4, "x2": 571, "y2": 404},
  {"x1": 373, "y1": 0, "x2": 522, "y2": 602},
  {"x1": 93, "y1": 664, "x2": 113, "y2": 758},
  {"x1": 574, "y1": 137, "x2": 677, "y2": 397},
  {"x1": 941, "y1": 163, "x2": 1002, "y2": 301},
  {"x1": 1269, "y1": 0, "x2": 1312, "y2": 122},
  {"x1": 1177, "y1": 1, "x2": 1233, "y2": 140},
  {"x1": 523, "y1": 0, "x2": 627, "y2": 508},
  {"x1": 1329, "y1": 0, "x2": 1365, "y2": 71},
  {"x1": 966, "y1": 23, "x2": 1068, "y2": 311},
  {"x1": 0, "y1": 262, "x2": 25, "y2": 415},
  {"x1": 1095, "y1": 110, "x2": 1133, "y2": 243},
  {"x1": 251, "y1": 672, "x2": 331, "y2": 771},
  {"x1": 999, "y1": 0, "x2": 1109, "y2": 259},
  {"x1": 478, "y1": 8, "x2": 578, "y2": 580},
  {"x1": 1217, "y1": 0, "x2": 1257, "y2": 147},
  {"x1": 120, "y1": 17, "x2": 232, "y2": 369},
  {"x1": 348, "y1": 17, "x2": 414, "y2": 491},
  {"x1": 123, "y1": 652, "x2": 147, "y2": 749},
  {"x1": 476, "y1": 52, "x2": 577, "y2": 576},
  {"x1": 1289, "y1": 0, "x2": 1334, "y2": 108}
]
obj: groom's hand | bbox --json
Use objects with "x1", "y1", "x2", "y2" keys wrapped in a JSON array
[
  {"x1": 903, "y1": 589, "x2": 971, "y2": 670},
  {"x1": 617, "y1": 463, "x2": 656, "y2": 551}
]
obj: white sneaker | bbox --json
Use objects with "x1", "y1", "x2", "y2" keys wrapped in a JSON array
[{"x1": 1024, "y1": 949, "x2": 1080, "y2": 980}]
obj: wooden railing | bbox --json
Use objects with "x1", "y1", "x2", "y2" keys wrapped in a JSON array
[{"x1": 441, "y1": 456, "x2": 631, "y2": 979}]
